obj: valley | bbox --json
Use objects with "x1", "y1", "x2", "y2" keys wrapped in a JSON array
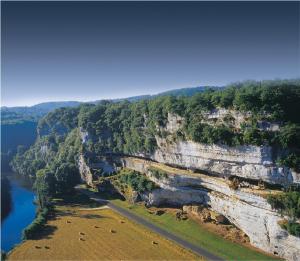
[{"x1": 2, "y1": 80, "x2": 300, "y2": 260}]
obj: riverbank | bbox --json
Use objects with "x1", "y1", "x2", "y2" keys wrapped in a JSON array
[{"x1": 1, "y1": 174, "x2": 36, "y2": 253}]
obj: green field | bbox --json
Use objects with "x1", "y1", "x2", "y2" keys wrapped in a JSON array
[{"x1": 112, "y1": 199, "x2": 281, "y2": 261}]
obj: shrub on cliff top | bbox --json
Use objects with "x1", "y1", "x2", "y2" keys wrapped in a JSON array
[
  {"x1": 149, "y1": 167, "x2": 168, "y2": 180},
  {"x1": 279, "y1": 220, "x2": 300, "y2": 237}
]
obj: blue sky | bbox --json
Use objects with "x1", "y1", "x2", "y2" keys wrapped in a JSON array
[{"x1": 1, "y1": 1, "x2": 299, "y2": 106}]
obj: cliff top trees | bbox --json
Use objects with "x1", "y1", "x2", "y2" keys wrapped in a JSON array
[{"x1": 34, "y1": 168, "x2": 56, "y2": 208}]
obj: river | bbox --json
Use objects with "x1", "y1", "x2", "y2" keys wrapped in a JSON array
[{"x1": 1, "y1": 173, "x2": 37, "y2": 252}]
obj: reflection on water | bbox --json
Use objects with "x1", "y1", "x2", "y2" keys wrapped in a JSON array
[{"x1": 1, "y1": 173, "x2": 37, "y2": 252}]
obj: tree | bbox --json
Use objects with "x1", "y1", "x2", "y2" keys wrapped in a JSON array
[
  {"x1": 276, "y1": 124, "x2": 300, "y2": 149},
  {"x1": 55, "y1": 163, "x2": 80, "y2": 193},
  {"x1": 34, "y1": 168, "x2": 56, "y2": 208}
]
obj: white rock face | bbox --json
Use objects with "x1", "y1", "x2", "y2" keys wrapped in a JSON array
[
  {"x1": 141, "y1": 188, "x2": 207, "y2": 206},
  {"x1": 79, "y1": 127, "x2": 89, "y2": 144},
  {"x1": 201, "y1": 109, "x2": 280, "y2": 131},
  {"x1": 121, "y1": 157, "x2": 300, "y2": 261},
  {"x1": 151, "y1": 137, "x2": 299, "y2": 185},
  {"x1": 208, "y1": 191, "x2": 300, "y2": 261},
  {"x1": 202, "y1": 108, "x2": 251, "y2": 129},
  {"x1": 78, "y1": 154, "x2": 93, "y2": 186},
  {"x1": 165, "y1": 113, "x2": 184, "y2": 133}
]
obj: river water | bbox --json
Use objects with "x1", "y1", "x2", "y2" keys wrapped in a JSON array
[{"x1": 1, "y1": 174, "x2": 37, "y2": 252}]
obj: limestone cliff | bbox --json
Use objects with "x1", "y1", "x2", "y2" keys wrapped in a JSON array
[
  {"x1": 121, "y1": 157, "x2": 300, "y2": 261},
  {"x1": 151, "y1": 137, "x2": 299, "y2": 185},
  {"x1": 78, "y1": 112, "x2": 300, "y2": 260},
  {"x1": 78, "y1": 154, "x2": 94, "y2": 186},
  {"x1": 79, "y1": 112, "x2": 299, "y2": 187}
]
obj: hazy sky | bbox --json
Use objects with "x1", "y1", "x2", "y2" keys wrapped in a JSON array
[{"x1": 1, "y1": 1, "x2": 300, "y2": 107}]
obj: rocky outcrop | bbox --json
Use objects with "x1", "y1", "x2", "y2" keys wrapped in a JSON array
[
  {"x1": 121, "y1": 157, "x2": 300, "y2": 261},
  {"x1": 201, "y1": 109, "x2": 280, "y2": 131},
  {"x1": 80, "y1": 127, "x2": 89, "y2": 144},
  {"x1": 166, "y1": 110, "x2": 280, "y2": 132},
  {"x1": 78, "y1": 154, "x2": 117, "y2": 185},
  {"x1": 78, "y1": 154, "x2": 94, "y2": 186}
]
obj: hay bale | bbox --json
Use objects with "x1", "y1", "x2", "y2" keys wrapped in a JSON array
[
  {"x1": 94, "y1": 225, "x2": 99, "y2": 228},
  {"x1": 35, "y1": 246, "x2": 41, "y2": 249},
  {"x1": 44, "y1": 246, "x2": 50, "y2": 249},
  {"x1": 79, "y1": 237, "x2": 85, "y2": 241},
  {"x1": 79, "y1": 232, "x2": 85, "y2": 235},
  {"x1": 66, "y1": 220, "x2": 71, "y2": 224},
  {"x1": 151, "y1": 241, "x2": 158, "y2": 245},
  {"x1": 119, "y1": 220, "x2": 125, "y2": 224},
  {"x1": 110, "y1": 229, "x2": 116, "y2": 233}
]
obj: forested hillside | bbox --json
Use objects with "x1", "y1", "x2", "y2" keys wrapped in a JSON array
[
  {"x1": 1, "y1": 86, "x2": 212, "y2": 172},
  {"x1": 11, "y1": 79, "x2": 300, "y2": 191},
  {"x1": 1, "y1": 101, "x2": 82, "y2": 172}
]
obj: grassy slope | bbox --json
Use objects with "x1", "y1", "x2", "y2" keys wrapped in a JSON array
[{"x1": 112, "y1": 199, "x2": 281, "y2": 261}]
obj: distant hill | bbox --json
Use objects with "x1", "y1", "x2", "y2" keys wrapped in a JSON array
[
  {"x1": 1, "y1": 86, "x2": 216, "y2": 124},
  {"x1": 154, "y1": 86, "x2": 221, "y2": 97},
  {"x1": 1, "y1": 101, "x2": 81, "y2": 124}
]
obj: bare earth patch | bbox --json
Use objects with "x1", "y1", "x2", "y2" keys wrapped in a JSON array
[{"x1": 8, "y1": 206, "x2": 202, "y2": 260}]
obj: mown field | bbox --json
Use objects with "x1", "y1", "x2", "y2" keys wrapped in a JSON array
[
  {"x1": 8, "y1": 205, "x2": 202, "y2": 260},
  {"x1": 112, "y1": 199, "x2": 282, "y2": 261}
]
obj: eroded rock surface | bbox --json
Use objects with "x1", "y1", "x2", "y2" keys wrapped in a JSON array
[{"x1": 121, "y1": 157, "x2": 300, "y2": 261}]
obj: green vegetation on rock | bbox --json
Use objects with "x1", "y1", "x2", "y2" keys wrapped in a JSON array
[
  {"x1": 267, "y1": 190, "x2": 300, "y2": 237},
  {"x1": 267, "y1": 191, "x2": 300, "y2": 219},
  {"x1": 149, "y1": 167, "x2": 168, "y2": 179},
  {"x1": 117, "y1": 169, "x2": 156, "y2": 193},
  {"x1": 279, "y1": 220, "x2": 300, "y2": 237}
]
